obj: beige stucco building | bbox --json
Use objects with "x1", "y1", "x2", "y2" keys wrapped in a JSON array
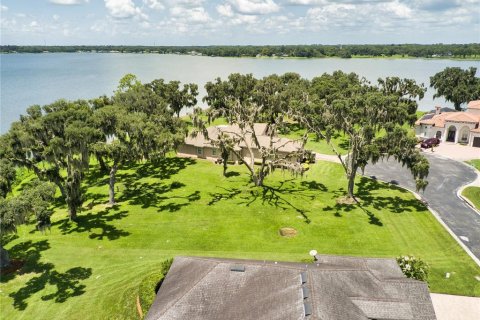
[
  {"x1": 415, "y1": 100, "x2": 480, "y2": 148},
  {"x1": 178, "y1": 123, "x2": 306, "y2": 163}
]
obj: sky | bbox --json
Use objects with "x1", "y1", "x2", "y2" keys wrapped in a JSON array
[{"x1": 1, "y1": 0, "x2": 479, "y2": 45}]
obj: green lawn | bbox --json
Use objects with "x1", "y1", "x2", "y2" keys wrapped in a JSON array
[
  {"x1": 280, "y1": 124, "x2": 350, "y2": 155},
  {"x1": 1, "y1": 158, "x2": 479, "y2": 319},
  {"x1": 463, "y1": 160, "x2": 480, "y2": 210},
  {"x1": 467, "y1": 159, "x2": 480, "y2": 171},
  {"x1": 462, "y1": 187, "x2": 480, "y2": 211}
]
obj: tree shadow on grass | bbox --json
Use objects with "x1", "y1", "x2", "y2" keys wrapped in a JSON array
[
  {"x1": 207, "y1": 179, "x2": 327, "y2": 224},
  {"x1": 9, "y1": 264, "x2": 92, "y2": 310},
  {"x1": 322, "y1": 186, "x2": 383, "y2": 226},
  {"x1": 323, "y1": 176, "x2": 426, "y2": 227},
  {"x1": 1, "y1": 240, "x2": 50, "y2": 284},
  {"x1": 127, "y1": 157, "x2": 196, "y2": 181},
  {"x1": 224, "y1": 171, "x2": 240, "y2": 178},
  {"x1": 53, "y1": 206, "x2": 130, "y2": 240},
  {"x1": 356, "y1": 177, "x2": 426, "y2": 214},
  {"x1": 117, "y1": 158, "x2": 200, "y2": 213},
  {"x1": 120, "y1": 179, "x2": 201, "y2": 213},
  {"x1": 1, "y1": 240, "x2": 92, "y2": 310}
]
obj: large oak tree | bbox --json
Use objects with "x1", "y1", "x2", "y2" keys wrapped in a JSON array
[
  {"x1": 0, "y1": 100, "x2": 98, "y2": 220},
  {"x1": 0, "y1": 180, "x2": 56, "y2": 268},
  {"x1": 194, "y1": 73, "x2": 307, "y2": 186},
  {"x1": 292, "y1": 71, "x2": 429, "y2": 200},
  {"x1": 93, "y1": 75, "x2": 187, "y2": 204},
  {"x1": 430, "y1": 67, "x2": 480, "y2": 111}
]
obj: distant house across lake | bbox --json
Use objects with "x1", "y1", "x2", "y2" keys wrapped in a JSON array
[
  {"x1": 178, "y1": 123, "x2": 309, "y2": 163},
  {"x1": 415, "y1": 100, "x2": 480, "y2": 148}
]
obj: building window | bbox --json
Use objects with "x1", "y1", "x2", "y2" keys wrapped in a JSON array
[
  {"x1": 212, "y1": 148, "x2": 217, "y2": 156},
  {"x1": 197, "y1": 147, "x2": 203, "y2": 155},
  {"x1": 462, "y1": 132, "x2": 468, "y2": 141}
]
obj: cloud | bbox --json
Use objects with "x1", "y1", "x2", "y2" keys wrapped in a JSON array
[
  {"x1": 143, "y1": 0, "x2": 165, "y2": 10},
  {"x1": 286, "y1": 0, "x2": 326, "y2": 4},
  {"x1": 228, "y1": 0, "x2": 280, "y2": 15},
  {"x1": 53, "y1": 14, "x2": 60, "y2": 21},
  {"x1": 104, "y1": 0, "x2": 147, "y2": 19},
  {"x1": 217, "y1": 4, "x2": 235, "y2": 17},
  {"x1": 49, "y1": 0, "x2": 89, "y2": 5},
  {"x1": 1, "y1": 5, "x2": 8, "y2": 11},
  {"x1": 170, "y1": 5, "x2": 211, "y2": 23},
  {"x1": 168, "y1": 0, "x2": 205, "y2": 6}
]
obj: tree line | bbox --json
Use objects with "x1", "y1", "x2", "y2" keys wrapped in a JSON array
[
  {"x1": 0, "y1": 67, "x2": 478, "y2": 267},
  {"x1": 2, "y1": 44, "x2": 480, "y2": 59}
]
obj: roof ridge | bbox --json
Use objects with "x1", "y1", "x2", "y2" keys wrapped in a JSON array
[{"x1": 156, "y1": 258, "x2": 219, "y2": 318}]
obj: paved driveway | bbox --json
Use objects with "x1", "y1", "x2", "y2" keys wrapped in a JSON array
[{"x1": 364, "y1": 154, "x2": 480, "y2": 261}]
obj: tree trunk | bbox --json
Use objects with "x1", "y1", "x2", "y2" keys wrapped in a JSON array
[
  {"x1": 0, "y1": 245, "x2": 10, "y2": 268},
  {"x1": 33, "y1": 166, "x2": 67, "y2": 199},
  {"x1": 109, "y1": 164, "x2": 118, "y2": 205},
  {"x1": 223, "y1": 162, "x2": 228, "y2": 177},
  {"x1": 66, "y1": 168, "x2": 82, "y2": 221},
  {"x1": 69, "y1": 205, "x2": 77, "y2": 221},
  {"x1": 96, "y1": 154, "x2": 108, "y2": 173},
  {"x1": 55, "y1": 180, "x2": 67, "y2": 200},
  {"x1": 347, "y1": 163, "x2": 359, "y2": 201},
  {"x1": 347, "y1": 172, "x2": 356, "y2": 199},
  {"x1": 221, "y1": 150, "x2": 229, "y2": 177},
  {"x1": 253, "y1": 173, "x2": 264, "y2": 187}
]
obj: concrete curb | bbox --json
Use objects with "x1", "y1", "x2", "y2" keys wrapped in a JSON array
[
  {"x1": 315, "y1": 152, "x2": 480, "y2": 267},
  {"x1": 456, "y1": 161, "x2": 480, "y2": 216},
  {"x1": 364, "y1": 175, "x2": 480, "y2": 268}
]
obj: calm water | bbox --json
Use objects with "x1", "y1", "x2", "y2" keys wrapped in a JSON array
[{"x1": 1, "y1": 53, "x2": 479, "y2": 133}]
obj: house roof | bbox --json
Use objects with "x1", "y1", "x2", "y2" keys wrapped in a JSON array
[
  {"x1": 184, "y1": 123, "x2": 304, "y2": 153},
  {"x1": 427, "y1": 107, "x2": 457, "y2": 114},
  {"x1": 467, "y1": 100, "x2": 480, "y2": 110},
  {"x1": 444, "y1": 112, "x2": 480, "y2": 123},
  {"x1": 416, "y1": 111, "x2": 480, "y2": 127},
  {"x1": 416, "y1": 112, "x2": 450, "y2": 127},
  {"x1": 145, "y1": 256, "x2": 436, "y2": 320}
]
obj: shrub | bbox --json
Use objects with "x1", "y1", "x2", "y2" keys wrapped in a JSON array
[
  {"x1": 139, "y1": 258, "x2": 173, "y2": 312},
  {"x1": 396, "y1": 255, "x2": 429, "y2": 282}
]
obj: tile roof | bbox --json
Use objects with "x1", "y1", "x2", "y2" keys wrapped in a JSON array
[
  {"x1": 145, "y1": 256, "x2": 437, "y2": 320},
  {"x1": 444, "y1": 112, "x2": 480, "y2": 123},
  {"x1": 415, "y1": 112, "x2": 450, "y2": 127},
  {"x1": 416, "y1": 111, "x2": 480, "y2": 127},
  {"x1": 467, "y1": 100, "x2": 480, "y2": 110}
]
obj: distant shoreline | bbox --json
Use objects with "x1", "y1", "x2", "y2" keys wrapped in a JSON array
[
  {"x1": 1, "y1": 51, "x2": 479, "y2": 61},
  {"x1": 2, "y1": 44, "x2": 479, "y2": 60}
]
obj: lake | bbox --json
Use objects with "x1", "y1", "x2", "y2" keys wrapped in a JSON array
[{"x1": 1, "y1": 53, "x2": 479, "y2": 133}]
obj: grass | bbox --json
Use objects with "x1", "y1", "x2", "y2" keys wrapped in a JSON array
[
  {"x1": 467, "y1": 159, "x2": 480, "y2": 171},
  {"x1": 280, "y1": 123, "x2": 350, "y2": 155},
  {"x1": 463, "y1": 160, "x2": 480, "y2": 210},
  {"x1": 1, "y1": 157, "x2": 479, "y2": 319},
  {"x1": 462, "y1": 187, "x2": 480, "y2": 211}
]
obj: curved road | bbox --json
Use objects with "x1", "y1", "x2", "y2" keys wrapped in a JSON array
[{"x1": 364, "y1": 154, "x2": 480, "y2": 262}]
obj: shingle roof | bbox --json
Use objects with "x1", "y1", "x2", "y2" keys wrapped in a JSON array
[
  {"x1": 145, "y1": 256, "x2": 437, "y2": 320},
  {"x1": 184, "y1": 123, "x2": 303, "y2": 153}
]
